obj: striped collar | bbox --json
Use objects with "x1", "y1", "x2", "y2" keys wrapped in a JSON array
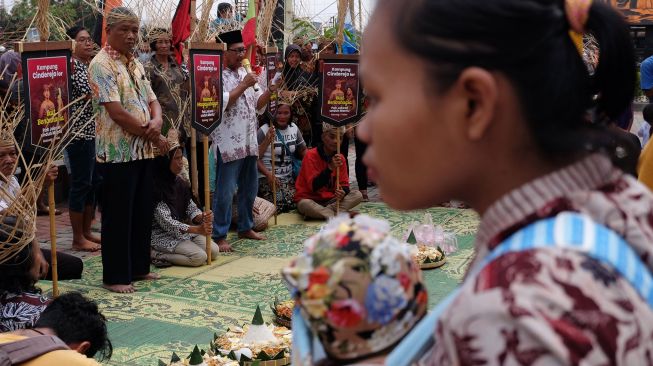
[{"x1": 475, "y1": 153, "x2": 620, "y2": 253}]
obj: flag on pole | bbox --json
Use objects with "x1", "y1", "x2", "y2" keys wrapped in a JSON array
[
  {"x1": 92, "y1": 0, "x2": 123, "y2": 46},
  {"x1": 242, "y1": 0, "x2": 257, "y2": 64},
  {"x1": 92, "y1": 0, "x2": 105, "y2": 46},
  {"x1": 172, "y1": 0, "x2": 192, "y2": 65}
]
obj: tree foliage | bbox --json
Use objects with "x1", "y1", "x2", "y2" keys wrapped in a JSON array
[{"x1": 0, "y1": 0, "x2": 98, "y2": 44}]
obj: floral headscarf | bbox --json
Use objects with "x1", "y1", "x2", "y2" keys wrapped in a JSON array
[{"x1": 282, "y1": 215, "x2": 428, "y2": 362}]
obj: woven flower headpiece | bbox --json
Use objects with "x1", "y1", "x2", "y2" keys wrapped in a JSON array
[{"x1": 282, "y1": 214, "x2": 427, "y2": 361}]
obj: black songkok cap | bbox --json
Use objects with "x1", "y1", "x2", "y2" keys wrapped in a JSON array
[{"x1": 217, "y1": 30, "x2": 243, "y2": 46}]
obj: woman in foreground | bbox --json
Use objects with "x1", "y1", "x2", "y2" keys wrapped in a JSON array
[{"x1": 358, "y1": 0, "x2": 653, "y2": 364}]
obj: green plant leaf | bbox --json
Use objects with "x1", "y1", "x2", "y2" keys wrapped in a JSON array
[
  {"x1": 252, "y1": 305, "x2": 264, "y2": 325},
  {"x1": 170, "y1": 352, "x2": 181, "y2": 362},
  {"x1": 256, "y1": 350, "x2": 272, "y2": 361},
  {"x1": 189, "y1": 345, "x2": 203, "y2": 365},
  {"x1": 407, "y1": 230, "x2": 417, "y2": 244}
]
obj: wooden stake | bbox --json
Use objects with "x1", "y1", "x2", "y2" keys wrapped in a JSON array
[
  {"x1": 190, "y1": 129, "x2": 199, "y2": 200},
  {"x1": 203, "y1": 134, "x2": 211, "y2": 264},
  {"x1": 336, "y1": 129, "x2": 341, "y2": 214},
  {"x1": 48, "y1": 181, "x2": 58, "y2": 297},
  {"x1": 270, "y1": 122, "x2": 277, "y2": 225}
]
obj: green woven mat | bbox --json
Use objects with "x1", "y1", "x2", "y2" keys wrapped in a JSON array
[{"x1": 38, "y1": 203, "x2": 479, "y2": 365}]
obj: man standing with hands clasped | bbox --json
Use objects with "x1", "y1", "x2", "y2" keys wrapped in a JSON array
[
  {"x1": 210, "y1": 28, "x2": 274, "y2": 252},
  {"x1": 89, "y1": 7, "x2": 169, "y2": 293}
]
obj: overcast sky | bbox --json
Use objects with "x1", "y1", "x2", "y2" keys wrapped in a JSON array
[
  {"x1": 2, "y1": 0, "x2": 377, "y2": 30},
  {"x1": 293, "y1": 0, "x2": 375, "y2": 26}
]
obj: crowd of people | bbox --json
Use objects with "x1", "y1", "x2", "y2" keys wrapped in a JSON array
[
  {"x1": 0, "y1": 2, "x2": 370, "y2": 362},
  {"x1": 290, "y1": 0, "x2": 653, "y2": 364},
  {"x1": 7, "y1": 0, "x2": 653, "y2": 364}
]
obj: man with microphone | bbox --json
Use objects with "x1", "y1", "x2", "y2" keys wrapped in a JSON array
[{"x1": 210, "y1": 28, "x2": 274, "y2": 252}]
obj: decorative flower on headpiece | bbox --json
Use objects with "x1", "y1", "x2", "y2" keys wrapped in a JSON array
[
  {"x1": 565, "y1": 0, "x2": 592, "y2": 34},
  {"x1": 215, "y1": 21, "x2": 244, "y2": 45},
  {"x1": 282, "y1": 214, "x2": 427, "y2": 361}
]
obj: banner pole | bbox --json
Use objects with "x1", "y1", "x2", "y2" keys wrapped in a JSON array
[
  {"x1": 336, "y1": 129, "x2": 341, "y2": 214},
  {"x1": 189, "y1": 0, "x2": 200, "y2": 201},
  {"x1": 190, "y1": 129, "x2": 199, "y2": 200},
  {"x1": 48, "y1": 181, "x2": 58, "y2": 297},
  {"x1": 203, "y1": 134, "x2": 211, "y2": 264},
  {"x1": 270, "y1": 121, "x2": 277, "y2": 225}
]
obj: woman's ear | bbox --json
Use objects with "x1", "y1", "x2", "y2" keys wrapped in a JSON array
[
  {"x1": 457, "y1": 67, "x2": 498, "y2": 141},
  {"x1": 70, "y1": 341, "x2": 91, "y2": 355}
]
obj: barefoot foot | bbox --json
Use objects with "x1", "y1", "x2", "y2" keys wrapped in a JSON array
[
  {"x1": 216, "y1": 239, "x2": 233, "y2": 252},
  {"x1": 84, "y1": 232, "x2": 102, "y2": 244},
  {"x1": 72, "y1": 238, "x2": 101, "y2": 252},
  {"x1": 238, "y1": 229, "x2": 266, "y2": 240},
  {"x1": 102, "y1": 283, "x2": 135, "y2": 293}
]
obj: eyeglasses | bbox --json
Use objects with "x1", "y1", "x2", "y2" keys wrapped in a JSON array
[
  {"x1": 227, "y1": 47, "x2": 246, "y2": 55},
  {"x1": 76, "y1": 37, "x2": 94, "y2": 45}
]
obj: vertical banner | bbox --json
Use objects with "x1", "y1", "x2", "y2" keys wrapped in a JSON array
[
  {"x1": 265, "y1": 48, "x2": 279, "y2": 118},
  {"x1": 318, "y1": 56, "x2": 361, "y2": 126},
  {"x1": 21, "y1": 50, "x2": 72, "y2": 150},
  {"x1": 189, "y1": 48, "x2": 223, "y2": 135}
]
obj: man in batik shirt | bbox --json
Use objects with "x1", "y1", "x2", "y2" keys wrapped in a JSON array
[
  {"x1": 210, "y1": 29, "x2": 274, "y2": 252},
  {"x1": 89, "y1": 7, "x2": 168, "y2": 293}
]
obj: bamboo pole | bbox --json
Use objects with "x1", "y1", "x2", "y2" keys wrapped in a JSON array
[
  {"x1": 48, "y1": 182, "x2": 58, "y2": 297},
  {"x1": 203, "y1": 134, "x2": 211, "y2": 264},
  {"x1": 335, "y1": 129, "x2": 341, "y2": 214},
  {"x1": 190, "y1": 130, "x2": 199, "y2": 200},
  {"x1": 270, "y1": 122, "x2": 277, "y2": 225},
  {"x1": 38, "y1": 0, "x2": 58, "y2": 297}
]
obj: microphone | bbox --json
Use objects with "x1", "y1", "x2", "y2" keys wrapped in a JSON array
[{"x1": 241, "y1": 59, "x2": 260, "y2": 92}]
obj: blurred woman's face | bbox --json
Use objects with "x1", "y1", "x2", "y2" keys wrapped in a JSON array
[
  {"x1": 321, "y1": 43, "x2": 336, "y2": 56},
  {"x1": 170, "y1": 148, "x2": 183, "y2": 176},
  {"x1": 275, "y1": 104, "x2": 292, "y2": 129},
  {"x1": 357, "y1": 6, "x2": 469, "y2": 210},
  {"x1": 74, "y1": 30, "x2": 95, "y2": 60},
  {"x1": 155, "y1": 38, "x2": 172, "y2": 56},
  {"x1": 287, "y1": 51, "x2": 301, "y2": 68}
]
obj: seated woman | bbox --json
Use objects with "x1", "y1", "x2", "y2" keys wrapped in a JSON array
[
  {"x1": 0, "y1": 242, "x2": 50, "y2": 332},
  {"x1": 257, "y1": 103, "x2": 307, "y2": 212},
  {"x1": 151, "y1": 134, "x2": 219, "y2": 267},
  {"x1": 283, "y1": 215, "x2": 428, "y2": 365},
  {"x1": 294, "y1": 123, "x2": 362, "y2": 219}
]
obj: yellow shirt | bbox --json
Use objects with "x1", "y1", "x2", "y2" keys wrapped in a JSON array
[
  {"x1": 638, "y1": 140, "x2": 653, "y2": 191},
  {"x1": 0, "y1": 334, "x2": 100, "y2": 366}
]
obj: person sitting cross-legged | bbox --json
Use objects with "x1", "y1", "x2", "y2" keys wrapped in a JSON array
[{"x1": 294, "y1": 123, "x2": 363, "y2": 219}]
